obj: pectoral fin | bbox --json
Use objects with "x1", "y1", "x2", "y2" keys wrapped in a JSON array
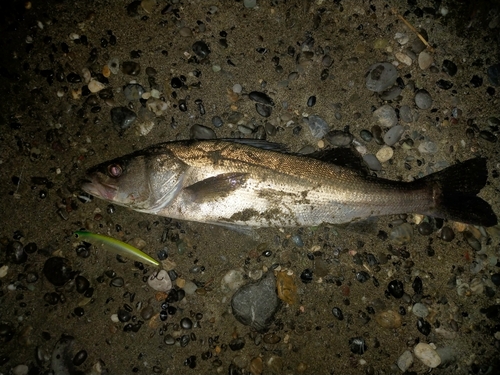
[{"x1": 185, "y1": 173, "x2": 248, "y2": 202}]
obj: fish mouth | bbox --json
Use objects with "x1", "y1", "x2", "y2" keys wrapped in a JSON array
[{"x1": 81, "y1": 177, "x2": 118, "y2": 201}]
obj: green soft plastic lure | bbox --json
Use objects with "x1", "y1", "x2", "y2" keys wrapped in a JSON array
[{"x1": 74, "y1": 230, "x2": 160, "y2": 267}]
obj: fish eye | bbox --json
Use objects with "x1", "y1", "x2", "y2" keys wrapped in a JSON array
[{"x1": 107, "y1": 163, "x2": 123, "y2": 177}]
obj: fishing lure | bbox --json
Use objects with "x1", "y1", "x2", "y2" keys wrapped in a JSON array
[{"x1": 74, "y1": 230, "x2": 160, "y2": 267}]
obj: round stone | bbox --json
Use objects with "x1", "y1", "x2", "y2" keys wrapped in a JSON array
[
  {"x1": 418, "y1": 51, "x2": 433, "y2": 70},
  {"x1": 376, "y1": 146, "x2": 394, "y2": 163},
  {"x1": 373, "y1": 104, "x2": 397, "y2": 128},
  {"x1": 412, "y1": 303, "x2": 429, "y2": 318},
  {"x1": 397, "y1": 350, "x2": 413, "y2": 372},
  {"x1": 415, "y1": 89, "x2": 432, "y2": 109},
  {"x1": 414, "y1": 343, "x2": 441, "y2": 368},
  {"x1": 365, "y1": 62, "x2": 398, "y2": 92},
  {"x1": 147, "y1": 270, "x2": 172, "y2": 292}
]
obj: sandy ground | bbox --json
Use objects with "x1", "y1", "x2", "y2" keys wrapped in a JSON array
[{"x1": 1, "y1": 0, "x2": 499, "y2": 374}]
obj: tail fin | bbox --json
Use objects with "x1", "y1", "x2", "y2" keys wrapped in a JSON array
[{"x1": 422, "y1": 158, "x2": 497, "y2": 227}]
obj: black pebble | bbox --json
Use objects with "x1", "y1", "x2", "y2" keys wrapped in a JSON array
[
  {"x1": 470, "y1": 75, "x2": 483, "y2": 87},
  {"x1": 43, "y1": 257, "x2": 73, "y2": 286},
  {"x1": 248, "y1": 91, "x2": 274, "y2": 106},
  {"x1": 121, "y1": 61, "x2": 141, "y2": 76},
  {"x1": 300, "y1": 269, "x2": 313, "y2": 283},
  {"x1": 74, "y1": 307, "x2": 85, "y2": 317},
  {"x1": 349, "y1": 337, "x2": 367, "y2": 354},
  {"x1": 180, "y1": 334, "x2": 190, "y2": 347},
  {"x1": 417, "y1": 318, "x2": 431, "y2": 335},
  {"x1": 66, "y1": 72, "x2": 82, "y2": 83},
  {"x1": 76, "y1": 245, "x2": 90, "y2": 258},
  {"x1": 229, "y1": 337, "x2": 245, "y2": 351},
  {"x1": 491, "y1": 273, "x2": 500, "y2": 286},
  {"x1": 73, "y1": 350, "x2": 88, "y2": 366},
  {"x1": 479, "y1": 130, "x2": 497, "y2": 143},
  {"x1": 355, "y1": 271, "x2": 370, "y2": 283},
  {"x1": 440, "y1": 226, "x2": 455, "y2": 242},
  {"x1": 412, "y1": 276, "x2": 423, "y2": 295},
  {"x1": 171, "y1": 77, "x2": 183, "y2": 88},
  {"x1": 387, "y1": 280, "x2": 404, "y2": 298},
  {"x1": 332, "y1": 307, "x2": 344, "y2": 320},
  {"x1": 442, "y1": 59, "x2": 458, "y2": 77},
  {"x1": 75, "y1": 275, "x2": 90, "y2": 294},
  {"x1": 307, "y1": 95, "x2": 316, "y2": 107},
  {"x1": 117, "y1": 309, "x2": 131, "y2": 322},
  {"x1": 180, "y1": 317, "x2": 193, "y2": 329},
  {"x1": 436, "y1": 79, "x2": 453, "y2": 90},
  {"x1": 192, "y1": 41, "x2": 210, "y2": 58},
  {"x1": 255, "y1": 103, "x2": 271, "y2": 117},
  {"x1": 417, "y1": 221, "x2": 433, "y2": 235}
]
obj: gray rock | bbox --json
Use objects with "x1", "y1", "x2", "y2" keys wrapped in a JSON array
[
  {"x1": 399, "y1": 105, "x2": 413, "y2": 123},
  {"x1": 363, "y1": 153, "x2": 382, "y2": 171},
  {"x1": 365, "y1": 62, "x2": 398, "y2": 92},
  {"x1": 384, "y1": 125, "x2": 404, "y2": 146},
  {"x1": 373, "y1": 104, "x2": 398, "y2": 128},
  {"x1": 123, "y1": 84, "x2": 145, "y2": 101},
  {"x1": 110, "y1": 107, "x2": 137, "y2": 132},
  {"x1": 418, "y1": 140, "x2": 438, "y2": 154},
  {"x1": 304, "y1": 115, "x2": 330, "y2": 139},
  {"x1": 415, "y1": 89, "x2": 432, "y2": 109},
  {"x1": 412, "y1": 302, "x2": 429, "y2": 318},
  {"x1": 190, "y1": 124, "x2": 216, "y2": 139},
  {"x1": 397, "y1": 350, "x2": 413, "y2": 372},
  {"x1": 211, "y1": 116, "x2": 224, "y2": 128},
  {"x1": 379, "y1": 86, "x2": 402, "y2": 101},
  {"x1": 324, "y1": 130, "x2": 353, "y2": 147},
  {"x1": 121, "y1": 61, "x2": 141, "y2": 76},
  {"x1": 255, "y1": 103, "x2": 272, "y2": 117},
  {"x1": 231, "y1": 272, "x2": 280, "y2": 332}
]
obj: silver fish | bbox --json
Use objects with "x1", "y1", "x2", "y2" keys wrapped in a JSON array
[{"x1": 82, "y1": 140, "x2": 497, "y2": 228}]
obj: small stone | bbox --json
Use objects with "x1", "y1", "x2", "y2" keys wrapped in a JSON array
[
  {"x1": 375, "y1": 310, "x2": 402, "y2": 328},
  {"x1": 388, "y1": 280, "x2": 405, "y2": 298},
  {"x1": 110, "y1": 107, "x2": 137, "y2": 131},
  {"x1": 415, "y1": 89, "x2": 432, "y2": 109},
  {"x1": 324, "y1": 130, "x2": 352, "y2": 147},
  {"x1": 442, "y1": 60, "x2": 458, "y2": 77},
  {"x1": 248, "y1": 91, "x2": 274, "y2": 106},
  {"x1": 397, "y1": 350, "x2": 413, "y2": 372},
  {"x1": 376, "y1": 146, "x2": 393, "y2": 163},
  {"x1": 418, "y1": 141, "x2": 438, "y2": 154},
  {"x1": 363, "y1": 154, "x2": 382, "y2": 171},
  {"x1": 255, "y1": 103, "x2": 272, "y2": 117},
  {"x1": 383, "y1": 125, "x2": 404, "y2": 146},
  {"x1": 243, "y1": 0, "x2": 257, "y2": 8},
  {"x1": 418, "y1": 51, "x2": 433, "y2": 70},
  {"x1": 365, "y1": 62, "x2": 398, "y2": 92},
  {"x1": 43, "y1": 257, "x2": 72, "y2": 286},
  {"x1": 399, "y1": 105, "x2": 413, "y2": 122},
  {"x1": 304, "y1": 115, "x2": 330, "y2": 139},
  {"x1": 360, "y1": 129, "x2": 373, "y2": 142},
  {"x1": 212, "y1": 116, "x2": 223, "y2": 128},
  {"x1": 123, "y1": 84, "x2": 145, "y2": 100},
  {"x1": 179, "y1": 27, "x2": 192, "y2": 37},
  {"x1": 192, "y1": 41, "x2": 210, "y2": 59},
  {"x1": 190, "y1": 124, "x2": 216, "y2": 139},
  {"x1": 412, "y1": 303, "x2": 429, "y2": 318},
  {"x1": 121, "y1": 61, "x2": 141, "y2": 76},
  {"x1": 373, "y1": 104, "x2": 397, "y2": 128},
  {"x1": 147, "y1": 270, "x2": 172, "y2": 292},
  {"x1": 414, "y1": 343, "x2": 441, "y2": 368},
  {"x1": 88, "y1": 79, "x2": 105, "y2": 93},
  {"x1": 487, "y1": 63, "x2": 500, "y2": 86},
  {"x1": 141, "y1": 0, "x2": 156, "y2": 13},
  {"x1": 221, "y1": 269, "x2": 246, "y2": 292},
  {"x1": 395, "y1": 52, "x2": 412, "y2": 66}
]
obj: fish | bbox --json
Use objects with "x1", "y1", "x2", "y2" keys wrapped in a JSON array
[
  {"x1": 81, "y1": 139, "x2": 497, "y2": 228},
  {"x1": 74, "y1": 230, "x2": 160, "y2": 267}
]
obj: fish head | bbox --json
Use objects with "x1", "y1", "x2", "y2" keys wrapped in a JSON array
[{"x1": 82, "y1": 147, "x2": 186, "y2": 212}]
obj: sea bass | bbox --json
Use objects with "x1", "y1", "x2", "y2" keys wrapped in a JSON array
[{"x1": 82, "y1": 139, "x2": 497, "y2": 228}]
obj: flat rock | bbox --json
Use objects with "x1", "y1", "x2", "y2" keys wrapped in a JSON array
[
  {"x1": 414, "y1": 343, "x2": 441, "y2": 368},
  {"x1": 231, "y1": 272, "x2": 280, "y2": 332}
]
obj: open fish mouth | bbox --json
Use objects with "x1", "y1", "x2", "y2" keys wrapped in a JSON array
[{"x1": 81, "y1": 178, "x2": 117, "y2": 201}]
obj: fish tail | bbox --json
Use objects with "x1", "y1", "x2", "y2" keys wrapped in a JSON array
[{"x1": 421, "y1": 158, "x2": 497, "y2": 227}]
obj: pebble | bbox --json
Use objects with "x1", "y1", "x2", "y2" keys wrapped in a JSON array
[
  {"x1": 436, "y1": 79, "x2": 453, "y2": 90},
  {"x1": 332, "y1": 307, "x2": 344, "y2": 320},
  {"x1": 383, "y1": 125, "x2": 404, "y2": 146},
  {"x1": 307, "y1": 95, "x2": 316, "y2": 107},
  {"x1": 487, "y1": 63, "x2": 500, "y2": 85},
  {"x1": 414, "y1": 343, "x2": 441, "y2": 368},
  {"x1": 388, "y1": 280, "x2": 405, "y2": 298},
  {"x1": 397, "y1": 350, "x2": 413, "y2": 372},
  {"x1": 221, "y1": 269, "x2": 246, "y2": 292},
  {"x1": 376, "y1": 146, "x2": 393, "y2": 163},
  {"x1": 442, "y1": 59, "x2": 458, "y2": 77},
  {"x1": 349, "y1": 337, "x2": 367, "y2": 354},
  {"x1": 43, "y1": 257, "x2": 72, "y2": 286},
  {"x1": 395, "y1": 52, "x2": 412, "y2": 66},
  {"x1": 192, "y1": 41, "x2": 210, "y2": 59},
  {"x1": 88, "y1": 79, "x2": 106, "y2": 93},
  {"x1": 360, "y1": 129, "x2": 372, "y2": 142},
  {"x1": 211, "y1": 116, "x2": 223, "y2": 128},
  {"x1": 399, "y1": 105, "x2": 413, "y2": 122},
  {"x1": 304, "y1": 115, "x2": 330, "y2": 139},
  {"x1": 415, "y1": 89, "x2": 432, "y2": 109},
  {"x1": 418, "y1": 140, "x2": 438, "y2": 154},
  {"x1": 147, "y1": 99, "x2": 168, "y2": 116},
  {"x1": 363, "y1": 154, "x2": 382, "y2": 171},
  {"x1": 121, "y1": 61, "x2": 141, "y2": 76},
  {"x1": 365, "y1": 62, "x2": 398, "y2": 92},
  {"x1": 418, "y1": 51, "x2": 433, "y2": 70},
  {"x1": 417, "y1": 318, "x2": 432, "y2": 335},
  {"x1": 124, "y1": 84, "x2": 145, "y2": 100},
  {"x1": 73, "y1": 350, "x2": 87, "y2": 366},
  {"x1": 379, "y1": 86, "x2": 402, "y2": 101},
  {"x1": 255, "y1": 103, "x2": 272, "y2": 117},
  {"x1": 190, "y1": 124, "x2": 216, "y2": 139},
  {"x1": 110, "y1": 107, "x2": 137, "y2": 131},
  {"x1": 243, "y1": 0, "x2": 257, "y2": 8},
  {"x1": 412, "y1": 303, "x2": 429, "y2": 318},
  {"x1": 179, "y1": 27, "x2": 192, "y2": 37},
  {"x1": 147, "y1": 270, "x2": 172, "y2": 292},
  {"x1": 373, "y1": 105, "x2": 397, "y2": 128},
  {"x1": 390, "y1": 222, "x2": 413, "y2": 244},
  {"x1": 375, "y1": 310, "x2": 402, "y2": 328},
  {"x1": 324, "y1": 130, "x2": 353, "y2": 147},
  {"x1": 248, "y1": 91, "x2": 274, "y2": 106},
  {"x1": 231, "y1": 272, "x2": 280, "y2": 331},
  {"x1": 12, "y1": 365, "x2": 28, "y2": 375}
]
